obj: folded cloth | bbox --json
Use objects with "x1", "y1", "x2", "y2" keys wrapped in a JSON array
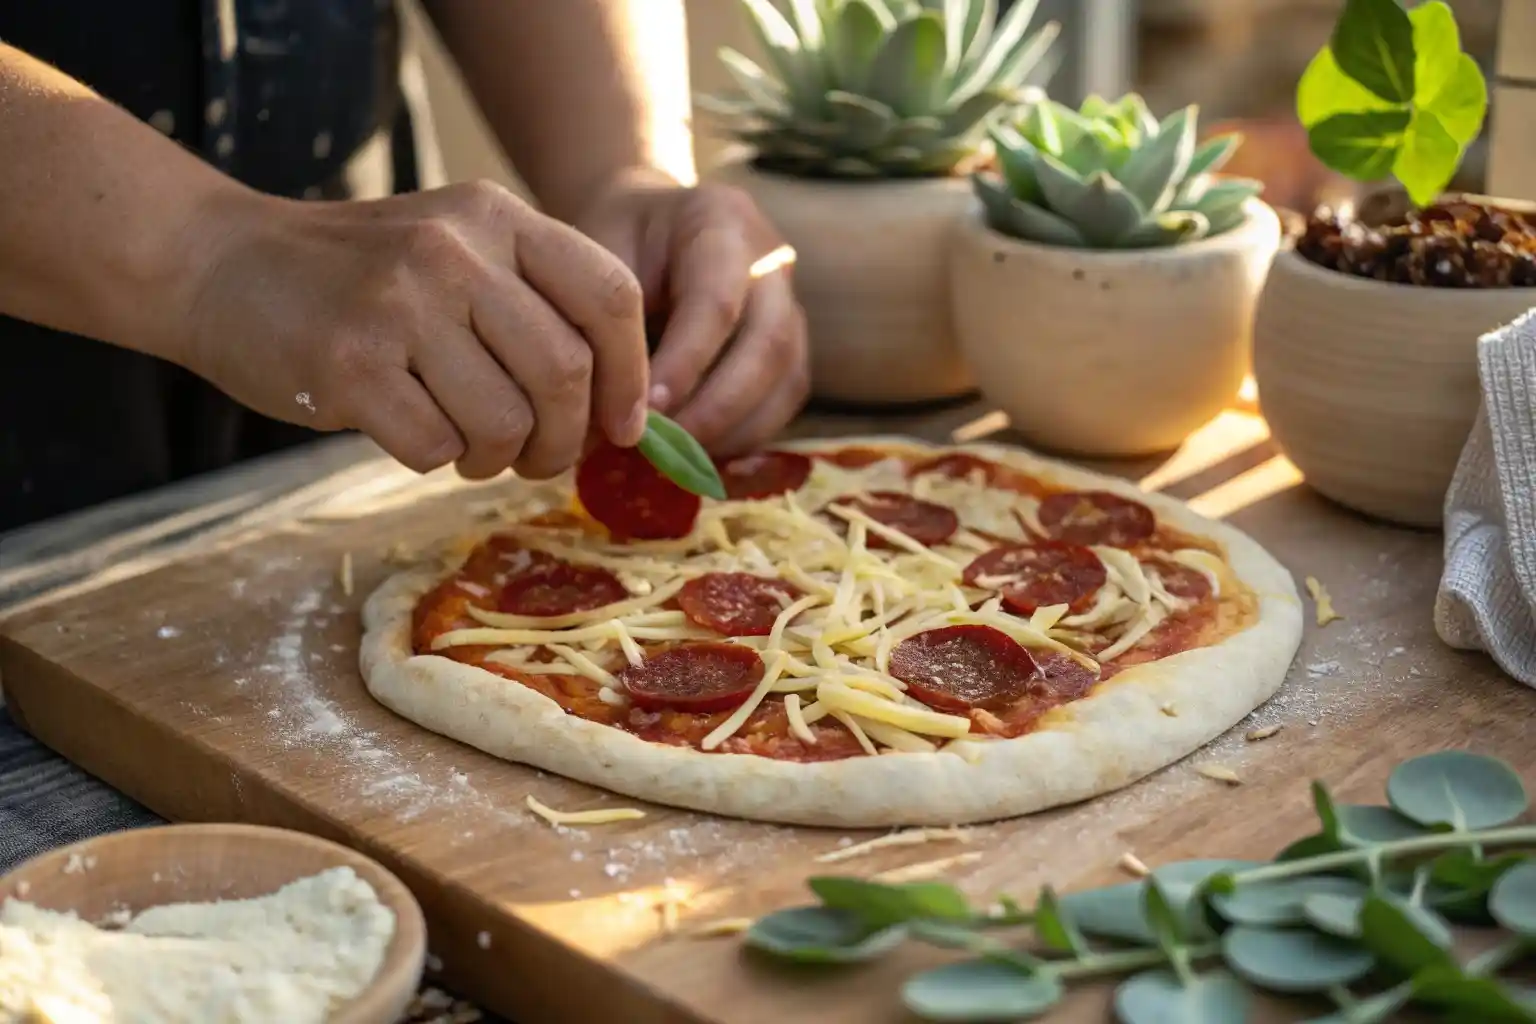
[{"x1": 1436, "y1": 307, "x2": 1536, "y2": 686}]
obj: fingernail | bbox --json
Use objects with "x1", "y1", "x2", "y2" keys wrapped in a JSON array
[
  {"x1": 623, "y1": 402, "x2": 648, "y2": 444},
  {"x1": 649, "y1": 383, "x2": 672, "y2": 410}
]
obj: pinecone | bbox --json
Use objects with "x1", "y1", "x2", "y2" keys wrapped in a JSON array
[{"x1": 1295, "y1": 195, "x2": 1536, "y2": 288}]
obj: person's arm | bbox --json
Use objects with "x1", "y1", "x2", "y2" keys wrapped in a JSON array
[
  {"x1": 423, "y1": 0, "x2": 695, "y2": 222},
  {"x1": 0, "y1": 42, "x2": 247, "y2": 364}
]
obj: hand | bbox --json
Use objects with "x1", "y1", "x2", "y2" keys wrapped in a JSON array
[
  {"x1": 179, "y1": 180, "x2": 650, "y2": 480},
  {"x1": 575, "y1": 171, "x2": 809, "y2": 456}
]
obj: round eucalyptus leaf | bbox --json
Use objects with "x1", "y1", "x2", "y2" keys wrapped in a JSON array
[
  {"x1": 1058, "y1": 882, "x2": 1154, "y2": 945},
  {"x1": 1221, "y1": 925, "x2": 1375, "y2": 993},
  {"x1": 1213, "y1": 876, "x2": 1366, "y2": 927},
  {"x1": 1301, "y1": 891, "x2": 1365, "y2": 939},
  {"x1": 1386, "y1": 750, "x2": 1528, "y2": 830},
  {"x1": 1335, "y1": 804, "x2": 1427, "y2": 845},
  {"x1": 902, "y1": 959, "x2": 1063, "y2": 1022},
  {"x1": 1489, "y1": 860, "x2": 1536, "y2": 937},
  {"x1": 745, "y1": 907, "x2": 908, "y2": 963},
  {"x1": 1113, "y1": 968, "x2": 1250, "y2": 1024}
]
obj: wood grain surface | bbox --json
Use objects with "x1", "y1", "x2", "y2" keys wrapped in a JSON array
[{"x1": 1, "y1": 404, "x2": 1530, "y2": 1024}]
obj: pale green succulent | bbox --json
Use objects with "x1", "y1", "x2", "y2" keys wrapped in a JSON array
[
  {"x1": 700, "y1": 0, "x2": 1061, "y2": 179},
  {"x1": 976, "y1": 94, "x2": 1264, "y2": 249}
]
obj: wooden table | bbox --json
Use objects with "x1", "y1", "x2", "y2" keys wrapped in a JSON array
[{"x1": 1, "y1": 401, "x2": 1529, "y2": 1024}]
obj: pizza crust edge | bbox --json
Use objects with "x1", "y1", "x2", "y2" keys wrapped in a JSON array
[{"x1": 359, "y1": 435, "x2": 1304, "y2": 828}]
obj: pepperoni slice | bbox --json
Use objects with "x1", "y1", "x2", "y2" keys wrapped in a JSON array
[
  {"x1": 1154, "y1": 562, "x2": 1213, "y2": 601},
  {"x1": 497, "y1": 555, "x2": 627, "y2": 617},
  {"x1": 678, "y1": 572, "x2": 801, "y2": 637},
  {"x1": 576, "y1": 440, "x2": 701, "y2": 541},
  {"x1": 1038, "y1": 491, "x2": 1155, "y2": 548},
  {"x1": 619, "y1": 642, "x2": 766, "y2": 712},
  {"x1": 718, "y1": 451, "x2": 812, "y2": 500},
  {"x1": 908, "y1": 453, "x2": 997, "y2": 483},
  {"x1": 963, "y1": 543, "x2": 1106, "y2": 615},
  {"x1": 836, "y1": 491, "x2": 959, "y2": 548},
  {"x1": 888, "y1": 625, "x2": 1039, "y2": 713}
]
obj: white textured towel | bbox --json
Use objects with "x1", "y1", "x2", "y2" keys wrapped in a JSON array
[{"x1": 1436, "y1": 307, "x2": 1536, "y2": 685}]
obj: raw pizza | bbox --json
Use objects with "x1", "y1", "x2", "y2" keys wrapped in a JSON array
[{"x1": 361, "y1": 437, "x2": 1302, "y2": 827}]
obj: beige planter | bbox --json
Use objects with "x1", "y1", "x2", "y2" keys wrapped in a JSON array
[
  {"x1": 1254, "y1": 250, "x2": 1536, "y2": 528},
  {"x1": 711, "y1": 158, "x2": 973, "y2": 404},
  {"x1": 950, "y1": 198, "x2": 1282, "y2": 457}
]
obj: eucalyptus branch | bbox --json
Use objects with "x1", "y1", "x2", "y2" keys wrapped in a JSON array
[
  {"x1": 1225, "y1": 826, "x2": 1536, "y2": 888},
  {"x1": 1050, "y1": 943, "x2": 1221, "y2": 982}
]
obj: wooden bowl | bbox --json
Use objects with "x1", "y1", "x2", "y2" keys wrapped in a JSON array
[{"x1": 0, "y1": 823, "x2": 427, "y2": 1024}]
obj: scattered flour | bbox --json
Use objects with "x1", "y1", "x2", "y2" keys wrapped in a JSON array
[
  {"x1": 0, "y1": 867, "x2": 392, "y2": 1024},
  {"x1": 155, "y1": 626, "x2": 181, "y2": 640}
]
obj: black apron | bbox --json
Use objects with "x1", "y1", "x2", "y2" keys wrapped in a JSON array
[{"x1": 0, "y1": 0, "x2": 417, "y2": 533}]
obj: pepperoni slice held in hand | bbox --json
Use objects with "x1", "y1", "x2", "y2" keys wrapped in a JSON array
[
  {"x1": 619, "y1": 643, "x2": 766, "y2": 712},
  {"x1": 498, "y1": 555, "x2": 628, "y2": 617},
  {"x1": 679, "y1": 572, "x2": 801, "y2": 637},
  {"x1": 963, "y1": 543, "x2": 1107, "y2": 616},
  {"x1": 835, "y1": 491, "x2": 959, "y2": 548},
  {"x1": 1038, "y1": 491, "x2": 1155, "y2": 548},
  {"x1": 718, "y1": 451, "x2": 813, "y2": 500},
  {"x1": 888, "y1": 625, "x2": 1039, "y2": 713},
  {"x1": 576, "y1": 440, "x2": 701, "y2": 541}
]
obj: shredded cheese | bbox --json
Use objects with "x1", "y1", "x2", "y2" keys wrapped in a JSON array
[
  {"x1": 702, "y1": 652, "x2": 791, "y2": 751},
  {"x1": 784, "y1": 693, "x2": 817, "y2": 744},
  {"x1": 339, "y1": 552, "x2": 355, "y2": 597},
  {"x1": 1305, "y1": 575, "x2": 1340, "y2": 626},
  {"x1": 872, "y1": 852, "x2": 985, "y2": 883},
  {"x1": 525, "y1": 795, "x2": 646, "y2": 826},
  {"x1": 815, "y1": 827, "x2": 973, "y2": 864}
]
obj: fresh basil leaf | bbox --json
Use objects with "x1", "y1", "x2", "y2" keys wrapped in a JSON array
[
  {"x1": 637, "y1": 411, "x2": 726, "y2": 500},
  {"x1": 1356, "y1": 892, "x2": 1456, "y2": 976},
  {"x1": 1330, "y1": 0, "x2": 1416, "y2": 104},
  {"x1": 1386, "y1": 750, "x2": 1529, "y2": 831},
  {"x1": 1033, "y1": 885, "x2": 1088, "y2": 955}
]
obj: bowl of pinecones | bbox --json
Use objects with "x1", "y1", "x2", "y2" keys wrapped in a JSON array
[{"x1": 1251, "y1": 192, "x2": 1536, "y2": 528}]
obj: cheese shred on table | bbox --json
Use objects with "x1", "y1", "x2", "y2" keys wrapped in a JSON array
[{"x1": 430, "y1": 455, "x2": 1224, "y2": 760}]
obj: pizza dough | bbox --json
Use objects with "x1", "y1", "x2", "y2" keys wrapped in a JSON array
[
  {"x1": 0, "y1": 867, "x2": 393, "y2": 1023},
  {"x1": 361, "y1": 436, "x2": 1303, "y2": 827}
]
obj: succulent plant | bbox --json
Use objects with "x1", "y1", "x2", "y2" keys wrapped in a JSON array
[
  {"x1": 699, "y1": 0, "x2": 1061, "y2": 179},
  {"x1": 976, "y1": 94, "x2": 1264, "y2": 249}
]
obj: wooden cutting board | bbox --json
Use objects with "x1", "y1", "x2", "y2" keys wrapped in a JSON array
[{"x1": 2, "y1": 412, "x2": 1532, "y2": 1024}]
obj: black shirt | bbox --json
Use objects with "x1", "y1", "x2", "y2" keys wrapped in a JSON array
[{"x1": 0, "y1": 1, "x2": 416, "y2": 533}]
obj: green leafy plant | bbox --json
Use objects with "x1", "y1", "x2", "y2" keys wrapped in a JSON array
[
  {"x1": 699, "y1": 0, "x2": 1060, "y2": 178},
  {"x1": 744, "y1": 750, "x2": 1536, "y2": 1022},
  {"x1": 638, "y1": 411, "x2": 725, "y2": 500},
  {"x1": 1298, "y1": 0, "x2": 1489, "y2": 206},
  {"x1": 976, "y1": 94, "x2": 1262, "y2": 249}
]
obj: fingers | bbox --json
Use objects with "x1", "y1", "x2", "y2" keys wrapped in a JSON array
[
  {"x1": 471, "y1": 274, "x2": 595, "y2": 480},
  {"x1": 710, "y1": 361, "x2": 812, "y2": 457},
  {"x1": 516, "y1": 217, "x2": 649, "y2": 446},
  {"x1": 647, "y1": 223, "x2": 752, "y2": 412},
  {"x1": 348, "y1": 367, "x2": 467, "y2": 474},
  {"x1": 409, "y1": 327, "x2": 536, "y2": 480},
  {"x1": 671, "y1": 273, "x2": 809, "y2": 451}
]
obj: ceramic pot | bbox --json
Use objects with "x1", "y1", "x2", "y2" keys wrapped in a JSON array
[
  {"x1": 1253, "y1": 249, "x2": 1536, "y2": 528},
  {"x1": 711, "y1": 157, "x2": 974, "y2": 405},
  {"x1": 949, "y1": 198, "x2": 1282, "y2": 457}
]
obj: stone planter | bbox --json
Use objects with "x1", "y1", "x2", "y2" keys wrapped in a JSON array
[
  {"x1": 711, "y1": 157, "x2": 974, "y2": 405},
  {"x1": 1253, "y1": 249, "x2": 1536, "y2": 528},
  {"x1": 949, "y1": 198, "x2": 1282, "y2": 457}
]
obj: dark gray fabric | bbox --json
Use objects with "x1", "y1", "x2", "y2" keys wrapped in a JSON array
[{"x1": 0, "y1": 709, "x2": 161, "y2": 872}]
